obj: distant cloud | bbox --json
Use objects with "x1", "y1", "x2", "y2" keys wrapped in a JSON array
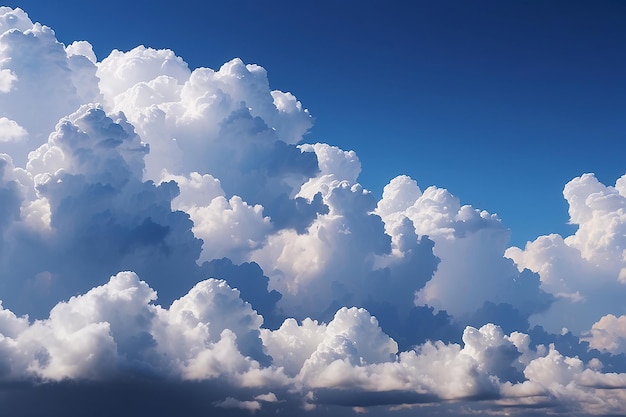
[
  {"x1": 507, "y1": 173, "x2": 626, "y2": 333},
  {"x1": 582, "y1": 314, "x2": 626, "y2": 355},
  {"x1": 0, "y1": 118, "x2": 27, "y2": 142}
]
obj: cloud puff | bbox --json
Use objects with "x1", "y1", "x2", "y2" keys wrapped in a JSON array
[
  {"x1": 162, "y1": 171, "x2": 272, "y2": 264},
  {"x1": 376, "y1": 175, "x2": 552, "y2": 325},
  {"x1": 0, "y1": 271, "x2": 283, "y2": 385},
  {"x1": 0, "y1": 105, "x2": 205, "y2": 317},
  {"x1": 0, "y1": 8, "x2": 101, "y2": 163},
  {"x1": 582, "y1": 314, "x2": 626, "y2": 355},
  {"x1": 98, "y1": 48, "x2": 326, "y2": 243},
  {"x1": 507, "y1": 173, "x2": 626, "y2": 333},
  {"x1": 0, "y1": 117, "x2": 27, "y2": 142},
  {"x1": 247, "y1": 146, "x2": 441, "y2": 335},
  {"x1": 96, "y1": 48, "x2": 316, "y2": 219}
]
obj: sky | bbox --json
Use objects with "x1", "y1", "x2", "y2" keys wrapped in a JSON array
[{"x1": 0, "y1": 2, "x2": 625, "y2": 416}]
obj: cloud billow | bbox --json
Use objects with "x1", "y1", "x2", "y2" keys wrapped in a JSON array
[{"x1": 1, "y1": 6, "x2": 626, "y2": 416}]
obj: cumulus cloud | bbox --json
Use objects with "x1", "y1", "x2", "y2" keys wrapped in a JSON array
[
  {"x1": 214, "y1": 397, "x2": 262, "y2": 413},
  {"x1": 376, "y1": 175, "x2": 553, "y2": 327},
  {"x1": 249, "y1": 147, "x2": 442, "y2": 334},
  {"x1": 1, "y1": 273, "x2": 626, "y2": 415},
  {"x1": 1, "y1": 6, "x2": 625, "y2": 417},
  {"x1": 582, "y1": 314, "x2": 626, "y2": 355},
  {"x1": 0, "y1": 7, "x2": 101, "y2": 164},
  {"x1": 507, "y1": 173, "x2": 626, "y2": 333},
  {"x1": 0, "y1": 69, "x2": 17, "y2": 93},
  {"x1": 96, "y1": 48, "x2": 318, "y2": 230},
  {"x1": 0, "y1": 117, "x2": 27, "y2": 142}
]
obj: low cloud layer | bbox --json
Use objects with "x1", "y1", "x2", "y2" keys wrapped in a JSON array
[{"x1": 1, "y1": 6, "x2": 626, "y2": 416}]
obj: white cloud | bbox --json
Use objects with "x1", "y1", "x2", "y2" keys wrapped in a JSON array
[
  {"x1": 0, "y1": 10, "x2": 101, "y2": 164},
  {"x1": 65, "y1": 40, "x2": 97, "y2": 63},
  {"x1": 506, "y1": 174, "x2": 626, "y2": 333},
  {"x1": 297, "y1": 307, "x2": 398, "y2": 387},
  {"x1": 0, "y1": 104, "x2": 207, "y2": 317},
  {"x1": 0, "y1": 69, "x2": 16, "y2": 93},
  {"x1": 251, "y1": 176, "x2": 436, "y2": 319},
  {"x1": 1, "y1": 274, "x2": 626, "y2": 415},
  {"x1": 582, "y1": 314, "x2": 626, "y2": 354},
  {"x1": 0, "y1": 7, "x2": 32, "y2": 32},
  {"x1": 376, "y1": 175, "x2": 551, "y2": 321},
  {"x1": 254, "y1": 392, "x2": 279, "y2": 402},
  {"x1": 0, "y1": 271, "x2": 284, "y2": 385},
  {"x1": 261, "y1": 317, "x2": 327, "y2": 377},
  {"x1": 162, "y1": 171, "x2": 272, "y2": 264},
  {"x1": 214, "y1": 397, "x2": 262, "y2": 413},
  {"x1": 0, "y1": 117, "x2": 27, "y2": 142},
  {"x1": 96, "y1": 49, "x2": 313, "y2": 190}
]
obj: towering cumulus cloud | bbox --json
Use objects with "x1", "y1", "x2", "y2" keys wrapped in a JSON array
[{"x1": 0, "y1": 6, "x2": 625, "y2": 416}]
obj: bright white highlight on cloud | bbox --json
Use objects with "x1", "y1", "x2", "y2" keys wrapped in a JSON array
[
  {"x1": 0, "y1": 6, "x2": 625, "y2": 417},
  {"x1": 0, "y1": 117, "x2": 27, "y2": 142},
  {"x1": 507, "y1": 173, "x2": 626, "y2": 333},
  {"x1": 2, "y1": 273, "x2": 625, "y2": 415},
  {"x1": 376, "y1": 175, "x2": 550, "y2": 320},
  {"x1": 582, "y1": 314, "x2": 626, "y2": 355}
]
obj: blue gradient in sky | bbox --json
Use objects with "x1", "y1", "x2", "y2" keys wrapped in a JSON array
[{"x1": 5, "y1": 0, "x2": 626, "y2": 247}]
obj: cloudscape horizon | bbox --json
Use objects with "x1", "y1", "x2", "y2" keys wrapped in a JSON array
[{"x1": 0, "y1": 4, "x2": 625, "y2": 416}]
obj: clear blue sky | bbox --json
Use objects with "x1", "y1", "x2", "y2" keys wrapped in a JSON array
[{"x1": 6, "y1": 0, "x2": 626, "y2": 247}]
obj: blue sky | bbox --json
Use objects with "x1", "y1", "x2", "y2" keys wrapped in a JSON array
[
  {"x1": 1, "y1": 2, "x2": 626, "y2": 416},
  {"x1": 8, "y1": 0, "x2": 626, "y2": 247}
]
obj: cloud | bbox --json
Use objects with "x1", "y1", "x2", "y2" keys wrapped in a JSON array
[
  {"x1": 1, "y1": 273, "x2": 626, "y2": 415},
  {"x1": 214, "y1": 397, "x2": 262, "y2": 413},
  {"x1": 0, "y1": 69, "x2": 17, "y2": 93},
  {"x1": 0, "y1": 155, "x2": 23, "y2": 231},
  {"x1": 254, "y1": 392, "x2": 278, "y2": 402},
  {"x1": 1, "y1": 6, "x2": 626, "y2": 416},
  {"x1": 376, "y1": 175, "x2": 553, "y2": 325},
  {"x1": 0, "y1": 8, "x2": 101, "y2": 164},
  {"x1": 582, "y1": 314, "x2": 626, "y2": 355},
  {"x1": 0, "y1": 271, "x2": 284, "y2": 383},
  {"x1": 0, "y1": 104, "x2": 205, "y2": 317},
  {"x1": 162, "y1": 171, "x2": 272, "y2": 264},
  {"x1": 0, "y1": 118, "x2": 27, "y2": 142},
  {"x1": 506, "y1": 173, "x2": 626, "y2": 333}
]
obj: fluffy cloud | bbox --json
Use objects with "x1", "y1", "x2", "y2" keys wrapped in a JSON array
[
  {"x1": 0, "y1": 7, "x2": 101, "y2": 164},
  {"x1": 162, "y1": 171, "x2": 272, "y2": 264},
  {"x1": 250, "y1": 146, "x2": 440, "y2": 331},
  {"x1": 507, "y1": 174, "x2": 626, "y2": 333},
  {"x1": 0, "y1": 271, "x2": 283, "y2": 383},
  {"x1": 0, "y1": 104, "x2": 205, "y2": 317},
  {"x1": 582, "y1": 314, "x2": 626, "y2": 355},
  {"x1": 0, "y1": 117, "x2": 27, "y2": 142},
  {"x1": 96, "y1": 48, "x2": 316, "y2": 217},
  {"x1": 376, "y1": 175, "x2": 552, "y2": 325}
]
